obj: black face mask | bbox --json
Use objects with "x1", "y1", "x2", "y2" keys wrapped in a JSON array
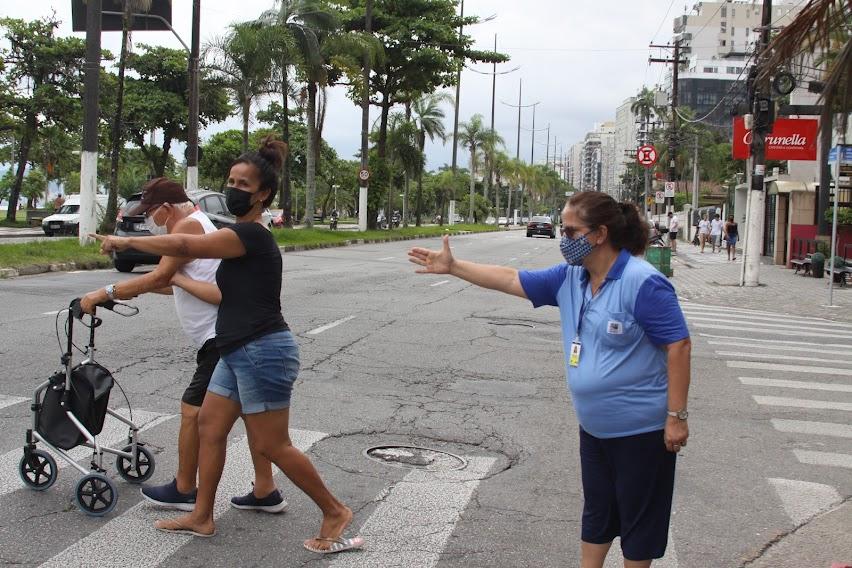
[{"x1": 224, "y1": 186, "x2": 256, "y2": 217}]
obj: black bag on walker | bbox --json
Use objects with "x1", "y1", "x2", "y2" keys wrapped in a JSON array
[{"x1": 36, "y1": 363, "x2": 114, "y2": 450}]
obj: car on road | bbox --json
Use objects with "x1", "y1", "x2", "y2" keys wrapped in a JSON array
[
  {"x1": 497, "y1": 216, "x2": 508, "y2": 226},
  {"x1": 526, "y1": 215, "x2": 556, "y2": 238},
  {"x1": 111, "y1": 189, "x2": 241, "y2": 273},
  {"x1": 41, "y1": 194, "x2": 116, "y2": 236}
]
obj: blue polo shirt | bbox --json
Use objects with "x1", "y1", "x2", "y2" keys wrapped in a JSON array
[{"x1": 519, "y1": 249, "x2": 689, "y2": 439}]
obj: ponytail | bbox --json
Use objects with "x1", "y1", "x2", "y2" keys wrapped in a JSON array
[{"x1": 567, "y1": 192, "x2": 648, "y2": 255}]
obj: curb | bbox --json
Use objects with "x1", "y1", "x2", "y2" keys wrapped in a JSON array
[{"x1": 0, "y1": 228, "x2": 502, "y2": 279}]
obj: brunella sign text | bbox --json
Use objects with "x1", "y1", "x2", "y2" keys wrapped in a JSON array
[{"x1": 732, "y1": 117, "x2": 819, "y2": 161}]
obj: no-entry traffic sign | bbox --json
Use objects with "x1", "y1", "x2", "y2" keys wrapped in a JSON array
[{"x1": 637, "y1": 145, "x2": 658, "y2": 167}]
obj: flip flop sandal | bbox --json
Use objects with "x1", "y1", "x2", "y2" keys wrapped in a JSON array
[
  {"x1": 154, "y1": 521, "x2": 216, "y2": 538},
  {"x1": 303, "y1": 536, "x2": 365, "y2": 555}
]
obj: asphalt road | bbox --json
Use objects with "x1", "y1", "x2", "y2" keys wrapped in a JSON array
[{"x1": 0, "y1": 230, "x2": 848, "y2": 567}]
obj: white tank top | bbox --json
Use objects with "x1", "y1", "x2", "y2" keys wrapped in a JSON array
[{"x1": 173, "y1": 210, "x2": 220, "y2": 347}]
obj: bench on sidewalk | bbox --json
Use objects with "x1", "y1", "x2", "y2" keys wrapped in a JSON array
[{"x1": 790, "y1": 238, "x2": 817, "y2": 275}]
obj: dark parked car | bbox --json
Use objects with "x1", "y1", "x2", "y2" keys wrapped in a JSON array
[
  {"x1": 526, "y1": 215, "x2": 556, "y2": 238},
  {"x1": 112, "y1": 190, "x2": 236, "y2": 273}
]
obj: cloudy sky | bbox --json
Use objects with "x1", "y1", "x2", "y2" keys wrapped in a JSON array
[{"x1": 5, "y1": 0, "x2": 682, "y2": 171}]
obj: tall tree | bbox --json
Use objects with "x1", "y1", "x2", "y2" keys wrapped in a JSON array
[
  {"x1": 385, "y1": 111, "x2": 422, "y2": 224},
  {"x1": 458, "y1": 114, "x2": 488, "y2": 222},
  {"x1": 0, "y1": 17, "x2": 86, "y2": 221},
  {"x1": 123, "y1": 45, "x2": 231, "y2": 177},
  {"x1": 412, "y1": 92, "x2": 452, "y2": 226},
  {"x1": 480, "y1": 127, "x2": 505, "y2": 218},
  {"x1": 205, "y1": 23, "x2": 276, "y2": 152},
  {"x1": 103, "y1": 0, "x2": 153, "y2": 233},
  {"x1": 256, "y1": 0, "x2": 335, "y2": 226}
]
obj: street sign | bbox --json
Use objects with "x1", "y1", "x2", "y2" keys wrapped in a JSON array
[
  {"x1": 664, "y1": 182, "x2": 676, "y2": 198},
  {"x1": 655, "y1": 191, "x2": 665, "y2": 204},
  {"x1": 828, "y1": 145, "x2": 852, "y2": 165},
  {"x1": 358, "y1": 168, "x2": 370, "y2": 181},
  {"x1": 637, "y1": 145, "x2": 658, "y2": 167}
]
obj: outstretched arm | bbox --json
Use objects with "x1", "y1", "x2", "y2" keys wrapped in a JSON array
[
  {"x1": 408, "y1": 235, "x2": 527, "y2": 299},
  {"x1": 91, "y1": 227, "x2": 245, "y2": 260}
]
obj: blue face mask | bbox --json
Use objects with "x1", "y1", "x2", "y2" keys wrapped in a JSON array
[{"x1": 560, "y1": 231, "x2": 594, "y2": 266}]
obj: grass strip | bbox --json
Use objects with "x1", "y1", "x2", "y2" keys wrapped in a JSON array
[
  {"x1": 273, "y1": 224, "x2": 498, "y2": 246},
  {"x1": 0, "y1": 239, "x2": 111, "y2": 270},
  {"x1": 0, "y1": 224, "x2": 501, "y2": 271}
]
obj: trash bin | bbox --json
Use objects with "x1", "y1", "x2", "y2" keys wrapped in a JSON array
[
  {"x1": 810, "y1": 252, "x2": 825, "y2": 278},
  {"x1": 645, "y1": 246, "x2": 673, "y2": 277}
]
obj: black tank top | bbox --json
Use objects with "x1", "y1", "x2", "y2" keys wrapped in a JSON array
[{"x1": 727, "y1": 222, "x2": 738, "y2": 237}]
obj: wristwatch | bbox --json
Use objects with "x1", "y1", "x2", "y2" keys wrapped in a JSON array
[
  {"x1": 104, "y1": 284, "x2": 116, "y2": 300},
  {"x1": 667, "y1": 409, "x2": 688, "y2": 420}
]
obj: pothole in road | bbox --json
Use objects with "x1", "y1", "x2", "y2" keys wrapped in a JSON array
[{"x1": 363, "y1": 445, "x2": 467, "y2": 471}]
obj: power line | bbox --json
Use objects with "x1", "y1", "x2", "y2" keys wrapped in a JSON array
[{"x1": 651, "y1": 0, "x2": 677, "y2": 44}]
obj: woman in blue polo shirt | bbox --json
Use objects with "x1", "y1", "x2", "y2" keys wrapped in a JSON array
[{"x1": 408, "y1": 191, "x2": 691, "y2": 567}]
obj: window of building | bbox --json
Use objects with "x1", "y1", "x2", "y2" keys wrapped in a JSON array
[
  {"x1": 720, "y1": 39, "x2": 727, "y2": 46},
  {"x1": 732, "y1": 7, "x2": 736, "y2": 17},
  {"x1": 703, "y1": 67, "x2": 716, "y2": 73},
  {"x1": 696, "y1": 92, "x2": 717, "y2": 105},
  {"x1": 731, "y1": 26, "x2": 735, "y2": 36},
  {"x1": 726, "y1": 66, "x2": 737, "y2": 74},
  {"x1": 721, "y1": 6, "x2": 726, "y2": 17}
]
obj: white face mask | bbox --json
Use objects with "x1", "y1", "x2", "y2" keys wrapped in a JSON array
[{"x1": 145, "y1": 208, "x2": 169, "y2": 235}]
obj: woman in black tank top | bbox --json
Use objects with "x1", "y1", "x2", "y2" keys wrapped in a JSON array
[
  {"x1": 724, "y1": 216, "x2": 739, "y2": 261},
  {"x1": 93, "y1": 137, "x2": 362, "y2": 554}
]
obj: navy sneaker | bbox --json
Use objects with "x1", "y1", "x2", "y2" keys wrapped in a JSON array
[
  {"x1": 230, "y1": 486, "x2": 288, "y2": 514},
  {"x1": 140, "y1": 479, "x2": 196, "y2": 512}
]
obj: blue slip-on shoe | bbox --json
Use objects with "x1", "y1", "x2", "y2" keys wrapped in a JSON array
[
  {"x1": 140, "y1": 479, "x2": 197, "y2": 512},
  {"x1": 230, "y1": 486, "x2": 288, "y2": 514}
]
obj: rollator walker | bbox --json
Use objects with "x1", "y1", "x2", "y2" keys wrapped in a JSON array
[{"x1": 19, "y1": 298, "x2": 156, "y2": 516}]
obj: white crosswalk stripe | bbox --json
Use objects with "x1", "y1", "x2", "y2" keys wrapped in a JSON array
[
  {"x1": 0, "y1": 394, "x2": 28, "y2": 411},
  {"x1": 40, "y1": 428, "x2": 328, "y2": 568},
  {"x1": 684, "y1": 302, "x2": 851, "y2": 529}
]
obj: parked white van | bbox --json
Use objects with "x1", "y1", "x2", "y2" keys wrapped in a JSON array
[{"x1": 42, "y1": 194, "x2": 114, "y2": 236}]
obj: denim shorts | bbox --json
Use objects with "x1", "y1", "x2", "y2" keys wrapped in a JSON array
[{"x1": 208, "y1": 330, "x2": 300, "y2": 414}]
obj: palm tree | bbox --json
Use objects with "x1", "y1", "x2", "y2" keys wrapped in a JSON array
[
  {"x1": 491, "y1": 151, "x2": 510, "y2": 223},
  {"x1": 480, "y1": 128, "x2": 505, "y2": 220},
  {"x1": 205, "y1": 23, "x2": 276, "y2": 152},
  {"x1": 386, "y1": 111, "x2": 422, "y2": 226},
  {"x1": 458, "y1": 114, "x2": 488, "y2": 222},
  {"x1": 102, "y1": 0, "x2": 153, "y2": 234},
  {"x1": 412, "y1": 92, "x2": 453, "y2": 226},
  {"x1": 503, "y1": 157, "x2": 526, "y2": 222},
  {"x1": 630, "y1": 86, "x2": 660, "y2": 141},
  {"x1": 256, "y1": 0, "x2": 335, "y2": 227}
]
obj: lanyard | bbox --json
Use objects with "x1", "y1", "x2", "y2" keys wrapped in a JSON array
[{"x1": 576, "y1": 278, "x2": 607, "y2": 339}]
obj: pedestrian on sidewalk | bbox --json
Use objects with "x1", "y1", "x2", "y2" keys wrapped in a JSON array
[
  {"x1": 80, "y1": 177, "x2": 282, "y2": 513},
  {"x1": 667, "y1": 211, "x2": 680, "y2": 255},
  {"x1": 698, "y1": 214, "x2": 710, "y2": 253},
  {"x1": 710, "y1": 214, "x2": 723, "y2": 253},
  {"x1": 724, "y1": 215, "x2": 738, "y2": 261},
  {"x1": 408, "y1": 192, "x2": 691, "y2": 568},
  {"x1": 92, "y1": 136, "x2": 362, "y2": 554}
]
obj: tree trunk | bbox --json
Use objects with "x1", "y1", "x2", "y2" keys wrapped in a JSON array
[
  {"x1": 468, "y1": 146, "x2": 475, "y2": 222},
  {"x1": 377, "y1": 93, "x2": 390, "y2": 159},
  {"x1": 155, "y1": 137, "x2": 171, "y2": 177},
  {"x1": 5, "y1": 118, "x2": 34, "y2": 221},
  {"x1": 415, "y1": 131, "x2": 425, "y2": 227},
  {"x1": 241, "y1": 96, "x2": 250, "y2": 152},
  {"x1": 506, "y1": 181, "x2": 513, "y2": 222},
  {"x1": 280, "y1": 66, "x2": 293, "y2": 228},
  {"x1": 494, "y1": 172, "x2": 500, "y2": 224},
  {"x1": 102, "y1": 14, "x2": 131, "y2": 234},
  {"x1": 303, "y1": 81, "x2": 317, "y2": 227}
]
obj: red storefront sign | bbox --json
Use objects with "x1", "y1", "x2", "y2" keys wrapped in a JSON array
[{"x1": 732, "y1": 117, "x2": 818, "y2": 160}]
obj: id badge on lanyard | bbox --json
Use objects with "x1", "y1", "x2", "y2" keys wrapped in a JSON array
[{"x1": 569, "y1": 337, "x2": 582, "y2": 367}]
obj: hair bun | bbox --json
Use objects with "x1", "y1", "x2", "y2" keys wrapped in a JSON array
[{"x1": 257, "y1": 135, "x2": 287, "y2": 171}]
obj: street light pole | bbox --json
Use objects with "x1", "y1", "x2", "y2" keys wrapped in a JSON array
[
  {"x1": 186, "y1": 0, "x2": 201, "y2": 192},
  {"x1": 79, "y1": 0, "x2": 101, "y2": 245},
  {"x1": 358, "y1": 0, "x2": 373, "y2": 232}
]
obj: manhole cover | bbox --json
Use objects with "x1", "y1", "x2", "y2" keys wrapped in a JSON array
[{"x1": 363, "y1": 445, "x2": 467, "y2": 471}]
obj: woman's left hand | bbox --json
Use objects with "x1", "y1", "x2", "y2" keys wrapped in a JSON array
[{"x1": 665, "y1": 416, "x2": 689, "y2": 453}]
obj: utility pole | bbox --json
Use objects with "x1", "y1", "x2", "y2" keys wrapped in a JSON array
[
  {"x1": 358, "y1": 0, "x2": 373, "y2": 231},
  {"x1": 743, "y1": 0, "x2": 773, "y2": 287},
  {"x1": 545, "y1": 125, "x2": 550, "y2": 167},
  {"x1": 516, "y1": 78, "x2": 522, "y2": 159},
  {"x1": 691, "y1": 134, "x2": 700, "y2": 243},
  {"x1": 79, "y1": 0, "x2": 101, "y2": 245},
  {"x1": 450, "y1": 0, "x2": 464, "y2": 173},
  {"x1": 186, "y1": 0, "x2": 201, "y2": 193},
  {"x1": 649, "y1": 39, "x2": 687, "y2": 215}
]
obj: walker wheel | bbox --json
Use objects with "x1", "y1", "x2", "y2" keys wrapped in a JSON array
[
  {"x1": 19, "y1": 449, "x2": 58, "y2": 491},
  {"x1": 115, "y1": 444, "x2": 155, "y2": 484},
  {"x1": 74, "y1": 473, "x2": 117, "y2": 516}
]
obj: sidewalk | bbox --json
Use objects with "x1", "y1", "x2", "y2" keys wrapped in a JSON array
[
  {"x1": 0, "y1": 226, "x2": 44, "y2": 239},
  {"x1": 670, "y1": 244, "x2": 852, "y2": 322}
]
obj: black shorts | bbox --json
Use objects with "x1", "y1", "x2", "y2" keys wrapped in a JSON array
[
  {"x1": 579, "y1": 427, "x2": 676, "y2": 561},
  {"x1": 181, "y1": 338, "x2": 220, "y2": 407}
]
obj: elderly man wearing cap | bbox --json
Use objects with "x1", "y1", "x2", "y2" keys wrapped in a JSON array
[{"x1": 80, "y1": 177, "x2": 285, "y2": 514}]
